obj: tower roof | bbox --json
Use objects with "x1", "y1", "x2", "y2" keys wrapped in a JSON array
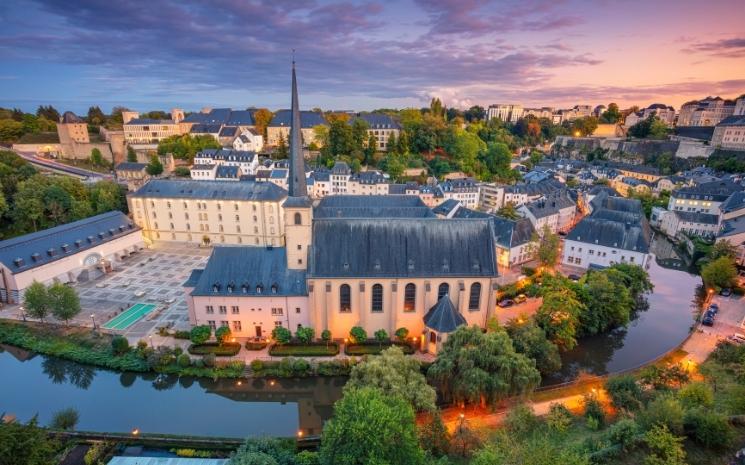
[{"x1": 288, "y1": 59, "x2": 308, "y2": 198}]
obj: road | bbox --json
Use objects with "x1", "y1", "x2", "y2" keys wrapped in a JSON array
[{"x1": 10, "y1": 149, "x2": 108, "y2": 180}]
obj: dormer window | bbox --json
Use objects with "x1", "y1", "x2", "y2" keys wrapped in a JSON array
[
  {"x1": 74, "y1": 240, "x2": 82, "y2": 248},
  {"x1": 47, "y1": 248, "x2": 55, "y2": 257},
  {"x1": 343, "y1": 262, "x2": 350, "y2": 271},
  {"x1": 61, "y1": 244, "x2": 69, "y2": 252},
  {"x1": 212, "y1": 282, "x2": 221, "y2": 293},
  {"x1": 13, "y1": 258, "x2": 24, "y2": 267},
  {"x1": 87, "y1": 236, "x2": 94, "y2": 243},
  {"x1": 241, "y1": 282, "x2": 249, "y2": 294},
  {"x1": 31, "y1": 253, "x2": 40, "y2": 262},
  {"x1": 442, "y1": 259, "x2": 449, "y2": 272},
  {"x1": 271, "y1": 283, "x2": 278, "y2": 294},
  {"x1": 407, "y1": 259, "x2": 415, "y2": 272},
  {"x1": 226, "y1": 281, "x2": 235, "y2": 293},
  {"x1": 373, "y1": 259, "x2": 381, "y2": 271},
  {"x1": 256, "y1": 284, "x2": 264, "y2": 294}
]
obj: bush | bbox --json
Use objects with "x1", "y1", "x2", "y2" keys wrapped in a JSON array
[
  {"x1": 345, "y1": 341, "x2": 414, "y2": 356},
  {"x1": 504, "y1": 404, "x2": 538, "y2": 436},
  {"x1": 84, "y1": 442, "x2": 110, "y2": 465},
  {"x1": 546, "y1": 403, "x2": 573, "y2": 433},
  {"x1": 678, "y1": 382, "x2": 714, "y2": 409},
  {"x1": 321, "y1": 329, "x2": 331, "y2": 343},
  {"x1": 583, "y1": 394, "x2": 605, "y2": 427},
  {"x1": 295, "y1": 326, "x2": 315, "y2": 344},
  {"x1": 177, "y1": 353, "x2": 191, "y2": 367},
  {"x1": 640, "y1": 395, "x2": 685, "y2": 434},
  {"x1": 111, "y1": 335, "x2": 129, "y2": 355},
  {"x1": 202, "y1": 353, "x2": 216, "y2": 368},
  {"x1": 683, "y1": 409, "x2": 732, "y2": 449},
  {"x1": 188, "y1": 342, "x2": 241, "y2": 356},
  {"x1": 395, "y1": 327, "x2": 409, "y2": 342},
  {"x1": 50, "y1": 408, "x2": 79, "y2": 430},
  {"x1": 250, "y1": 359, "x2": 263, "y2": 372},
  {"x1": 295, "y1": 450, "x2": 320, "y2": 465},
  {"x1": 190, "y1": 325, "x2": 211, "y2": 345},
  {"x1": 215, "y1": 326, "x2": 232, "y2": 345},
  {"x1": 269, "y1": 342, "x2": 339, "y2": 357},
  {"x1": 605, "y1": 418, "x2": 640, "y2": 451},
  {"x1": 605, "y1": 375, "x2": 643, "y2": 412},
  {"x1": 271, "y1": 326, "x2": 292, "y2": 345},
  {"x1": 147, "y1": 346, "x2": 176, "y2": 369},
  {"x1": 374, "y1": 329, "x2": 389, "y2": 344},
  {"x1": 349, "y1": 326, "x2": 367, "y2": 344},
  {"x1": 316, "y1": 359, "x2": 354, "y2": 376},
  {"x1": 174, "y1": 330, "x2": 191, "y2": 340}
]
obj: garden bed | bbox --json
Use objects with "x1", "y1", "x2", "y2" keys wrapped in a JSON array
[
  {"x1": 245, "y1": 341, "x2": 268, "y2": 351},
  {"x1": 268, "y1": 342, "x2": 340, "y2": 357},
  {"x1": 344, "y1": 341, "x2": 415, "y2": 356},
  {"x1": 187, "y1": 342, "x2": 241, "y2": 356}
]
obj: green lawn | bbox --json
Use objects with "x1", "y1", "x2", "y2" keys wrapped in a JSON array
[{"x1": 269, "y1": 343, "x2": 339, "y2": 357}]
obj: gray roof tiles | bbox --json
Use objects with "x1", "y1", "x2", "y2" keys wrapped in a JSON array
[
  {"x1": 314, "y1": 195, "x2": 434, "y2": 219},
  {"x1": 131, "y1": 179, "x2": 287, "y2": 201},
  {"x1": 191, "y1": 246, "x2": 306, "y2": 297},
  {"x1": 424, "y1": 296, "x2": 467, "y2": 333},
  {"x1": 0, "y1": 211, "x2": 138, "y2": 274},
  {"x1": 310, "y1": 218, "x2": 497, "y2": 278}
]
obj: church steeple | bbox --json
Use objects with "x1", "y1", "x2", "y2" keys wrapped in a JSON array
[{"x1": 288, "y1": 57, "x2": 307, "y2": 198}]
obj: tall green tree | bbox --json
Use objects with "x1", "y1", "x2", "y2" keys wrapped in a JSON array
[
  {"x1": 146, "y1": 154, "x2": 164, "y2": 176},
  {"x1": 23, "y1": 281, "x2": 51, "y2": 322},
  {"x1": 89, "y1": 148, "x2": 104, "y2": 166},
  {"x1": 319, "y1": 387, "x2": 424, "y2": 465},
  {"x1": 427, "y1": 324, "x2": 540, "y2": 407},
  {"x1": 535, "y1": 280, "x2": 585, "y2": 350},
  {"x1": 48, "y1": 282, "x2": 81, "y2": 326},
  {"x1": 87, "y1": 106, "x2": 106, "y2": 126},
  {"x1": 275, "y1": 133, "x2": 289, "y2": 158},
  {"x1": 505, "y1": 318, "x2": 561, "y2": 375},
  {"x1": 0, "y1": 418, "x2": 60, "y2": 465},
  {"x1": 701, "y1": 256, "x2": 737, "y2": 290},
  {"x1": 496, "y1": 202, "x2": 520, "y2": 220},
  {"x1": 600, "y1": 103, "x2": 621, "y2": 124},
  {"x1": 531, "y1": 226, "x2": 561, "y2": 267},
  {"x1": 579, "y1": 269, "x2": 635, "y2": 336},
  {"x1": 345, "y1": 346, "x2": 436, "y2": 412},
  {"x1": 126, "y1": 145, "x2": 138, "y2": 162}
]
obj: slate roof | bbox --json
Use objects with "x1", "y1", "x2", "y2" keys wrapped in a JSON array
[
  {"x1": 432, "y1": 199, "x2": 460, "y2": 216},
  {"x1": 352, "y1": 170, "x2": 387, "y2": 184},
  {"x1": 314, "y1": 195, "x2": 434, "y2": 219},
  {"x1": 126, "y1": 118, "x2": 175, "y2": 125},
  {"x1": 0, "y1": 211, "x2": 138, "y2": 274},
  {"x1": 183, "y1": 269, "x2": 203, "y2": 288},
  {"x1": 351, "y1": 113, "x2": 401, "y2": 129},
  {"x1": 190, "y1": 123, "x2": 222, "y2": 134},
  {"x1": 451, "y1": 207, "x2": 535, "y2": 249},
  {"x1": 269, "y1": 110, "x2": 326, "y2": 128},
  {"x1": 388, "y1": 183, "x2": 407, "y2": 195},
  {"x1": 331, "y1": 161, "x2": 351, "y2": 175},
  {"x1": 270, "y1": 169, "x2": 288, "y2": 179},
  {"x1": 523, "y1": 191, "x2": 575, "y2": 219},
  {"x1": 721, "y1": 191, "x2": 745, "y2": 213},
  {"x1": 566, "y1": 216, "x2": 650, "y2": 253},
  {"x1": 589, "y1": 190, "x2": 644, "y2": 215},
  {"x1": 719, "y1": 216, "x2": 745, "y2": 238},
  {"x1": 673, "y1": 211, "x2": 719, "y2": 225},
  {"x1": 674, "y1": 126, "x2": 715, "y2": 141},
  {"x1": 310, "y1": 218, "x2": 497, "y2": 278},
  {"x1": 60, "y1": 111, "x2": 84, "y2": 124},
  {"x1": 424, "y1": 296, "x2": 467, "y2": 333},
  {"x1": 218, "y1": 126, "x2": 238, "y2": 137},
  {"x1": 216, "y1": 166, "x2": 239, "y2": 179},
  {"x1": 505, "y1": 179, "x2": 564, "y2": 196},
  {"x1": 182, "y1": 108, "x2": 254, "y2": 125},
  {"x1": 673, "y1": 180, "x2": 743, "y2": 202},
  {"x1": 716, "y1": 115, "x2": 745, "y2": 127},
  {"x1": 115, "y1": 162, "x2": 147, "y2": 172},
  {"x1": 131, "y1": 179, "x2": 287, "y2": 201},
  {"x1": 196, "y1": 149, "x2": 257, "y2": 163},
  {"x1": 191, "y1": 164, "x2": 216, "y2": 171},
  {"x1": 190, "y1": 247, "x2": 306, "y2": 297}
]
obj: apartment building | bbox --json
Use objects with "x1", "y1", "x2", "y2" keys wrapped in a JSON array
[
  {"x1": 624, "y1": 103, "x2": 676, "y2": 127},
  {"x1": 192, "y1": 149, "x2": 260, "y2": 176},
  {"x1": 678, "y1": 97, "x2": 735, "y2": 127},
  {"x1": 128, "y1": 179, "x2": 288, "y2": 246},
  {"x1": 266, "y1": 110, "x2": 327, "y2": 147},
  {"x1": 486, "y1": 104, "x2": 524, "y2": 122},
  {"x1": 123, "y1": 109, "x2": 187, "y2": 144},
  {"x1": 351, "y1": 113, "x2": 401, "y2": 151},
  {"x1": 711, "y1": 115, "x2": 745, "y2": 151}
]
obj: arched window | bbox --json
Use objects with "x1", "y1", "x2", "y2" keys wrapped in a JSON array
[
  {"x1": 371, "y1": 284, "x2": 383, "y2": 312},
  {"x1": 404, "y1": 283, "x2": 416, "y2": 312},
  {"x1": 339, "y1": 284, "x2": 351, "y2": 312},
  {"x1": 437, "y1": 283, "x2": 449, "y2": 301},
  {"x1": 468, "y1": 283, "x2": 481, "y2": 310},
  {"x1": 294, "y1": 212, "x2": 302, "y2": 225}
]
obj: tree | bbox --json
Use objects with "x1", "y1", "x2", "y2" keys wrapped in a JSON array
[
  {"x1": 629, "y1": 115, "x2": 668, "y2": 139},
  {"x1": 349, "y1": 326, "x2": 367, "y2": 344},
  {"x1": 146, "y1": 154, "x2": 164, "y2": 176},
  {"x1": 319, "y1": 387, "x2": 424, "y2": 465},
  {"x1": 608, "y1": 263, "x2": 654, "y2": 298},
  {"x1": 571, "y1": 116, "x2": 599, "y2": 136},
  {"x1": 701, "y1": 256, "x2": 737, "y2": 290},
  {"x1": 580, "y1": 269, "x2": 634, "y2": 336},
  {"x1": 111, "y1": 335, "x2": 129, "y2": 355},
  {"x1": 683, "y1": 409, "x2": 732, "y2": 449},
  {"x1": 395, "y1": 327, "x2": 409, "y2": 342},
  {"x1": 215, "y1": 326, "x2": 232, "y2": 345},
  {"x1": 373, "y1": 329, "x2": 388, "y2": 345},
  {"x1": 23, "y1": 281, "x2": 51, "y2": 322},
  {"x1": 707, "y1": 240, "x2": 737, "y2": 261},
  {"x1": 296, "y1": 326, "x2": 315, "y2": 344},
  {"x1": 48, "y1": 282, "x2": 80, "y2": 325},
  {"x1": 0, "y1": 418, "x2": 60, "y2": 465},
  {"x1": 600, "y1": 103, "x2": 621, "y2": 124},
  {"x1": 677, "y1": 382, "x2": 714, "y2": 409},
  {"x1": 231, "y1": 437, "x2": 296, "y2": 465},
  {"x1": 252, "y1": 108, "x2": 273, "y2": 139},
  {"x1": 89, "y1": 180, "x2": 125, "y2": 214},
  {"x1": 89, "y1": 148, "x2": 103, "y2": 166},
  {"x1": 36, "y1": 105, "x2": 60, "y2": 122},
  {"x1": 535, "y1": 287, "x2": 584, "y2": 350},
  {"x1": 346, "y1": 346, "x2": 436, "y2": 412},
  {"x1": 427, "y1": 324, "x2": 540, "y2": 407},
  {"x1": 50, "y1": 408, "x2": 79, "y2": 430},
  {"x1": 531, "y1": 225, "x2": 561, "y2": 267},
  {"x1": 272, "y1": 326, "x2": 292, "y2": 345},
  {"x1": 87, "y1": 106, "x2": 106, "y2": 126},
  {"x1": 605, "y1": 375, "x2": 643, "y2": 412},
  {"x1": 640, "y1": 395, "x2": 685, "y2": 434},
  {"x1": 275, "y1": 133, "x2": 289, "y2": 158},
  {"x1": 321, "y1": 329, "x2": 332, "y2": 346},
  {"x1": 190, "y1": 325, "x2": 211, "y2": 344},
  {"x1": 157, "y1": 134, "x2": 220, "y2": 162},
  {"x1": 496, "y1": 202, "x2": 520, "y2": 220},
  {"x1": 505, "y1": 318, "x2": 561, "y2": 375},
  {"x1": 417, "y1": 412, "x2": 450, "y2": 457},
  {"x1": 464, "y1": 105, "x2": 486, "y2": 122},
  {"x1": 644, "y1": 425, "x2": 686, "y2": 465},
  {"x1": 126, "y1": 145, "x2": 138, "y2": 162}
]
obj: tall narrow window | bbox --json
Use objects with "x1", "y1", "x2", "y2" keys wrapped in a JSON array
[
  {"x1": 468, "y1": 283, "x2": 481, "y2": 310},
  {"x1": 294, "y1": 212, "x2": 302, "y2": 225},
  {"x1": 339, "y1": 284, "x2": 351, "y2": 312},
  {"x1": 437, "y1": 283, "x2": 449, "y2": 301},
  {"x1": 371, "y1": 284, "x2": 383, "y2": 312},
  {"x1": 404, "y1": 283, "x2": 416, "y2": 312}
]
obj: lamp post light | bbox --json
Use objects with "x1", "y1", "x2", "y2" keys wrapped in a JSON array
[
  {"x1": 149, "y1": 335, "x2": 154, "y2": 348},
  {"x1": 90, "y1": 314, "x2": 96, "y2": 331}
]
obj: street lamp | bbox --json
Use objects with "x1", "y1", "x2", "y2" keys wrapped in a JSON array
[
  {"x1": 297, "y1": 430, "x2": 304, "y2": 438},
  {"x1": 149, "y1": 335, "x2": 154, "y2": 348},
  {"x1": 90, "y1": 314, "x2": 96, "y2": 330},
  {"x1": 131, "y1": 428, "x2": 140, "y2": 436}
]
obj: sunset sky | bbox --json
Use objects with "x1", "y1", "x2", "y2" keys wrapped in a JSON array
[{"x1": 1, "y1": 0, "x2": 744, "y2": 114}]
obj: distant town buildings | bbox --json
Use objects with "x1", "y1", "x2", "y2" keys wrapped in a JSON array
[
  {"x1": 485, "y1": 104, "x2": 524, "y2": 123},
  {"x1": 711, "y1": 115, "x2": 745, "y2": 151},
  {"x1": 122, "y1": 108, "x2": 186, "y2": 144},
  {"x1": 624, "y1": 104, "x2": 676, "y2": 127},
  {"x1": 677, "y1": 97, "x2": 736, "y2": 127}
]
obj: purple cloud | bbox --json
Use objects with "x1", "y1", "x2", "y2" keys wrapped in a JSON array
[{"x1": 685, "y1": 37, "x2": 745, "y2": 58}]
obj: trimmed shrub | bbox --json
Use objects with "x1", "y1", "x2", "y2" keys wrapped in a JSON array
[
  {"x1": 215, "y1": 326, "x2": 232, "y2": 345},
  {"x1": 190, "y1": 325, "x2": 211, "y2": 345},
  {"x1": 202, "y1": 353, "x2": 216, "y2": 368},
  {"x1": 174, "y1": 330, "x2": 191, "y2": 340},
  {"x1": 320, "y1": 329, "x2": 331, "y2": 343},
  {"x1": 295, "y1": 326, "x2": 315, "y2": 344},
  {"x1": 316, "y1": 359, "x2": 354, "y2": 376},
  {"x1": 245, "y1": 341, "x2": 268, "y2": 351},
  {"x1": 188, "y1": 342, "x2": 241, "y2": 356},
  {"x1": 271, "y1": 326, "x2": 292, "y2": 345},
  {"x1": 349, "y1": 326, "x2": 367, "y2": 344},
  {"x1": 374, "y1": 329, "x2": 389, "y2": 344},
  {"x1": 111, "y1": 335, "x2": 129, "y2": 355},
  {"x1": 269, "y1": 342, "x2": 339, "y2": 357},
  {"x1": 250, "y1": 359, "x2": 263, "y2": 372},
  {"x1": 395, "y1": 327, "x2": 409, "y2": 342},
  {"x1": 177, "y1": 353, "x2": 191, "y2": 367},
  {"x1": 345, "y1": 341, "x2": 415, "y2": 356}
]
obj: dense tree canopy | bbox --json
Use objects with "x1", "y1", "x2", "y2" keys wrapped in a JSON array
[{"x1": 157, "y1": 134, "x2": 220, "y2": 162}]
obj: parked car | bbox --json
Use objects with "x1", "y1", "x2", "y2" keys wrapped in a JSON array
[
  {"x1": 162, "y1": 297, "x2": 176, "y2": 304},
  {"x1": 514, "y1": 294, "x2": 527, "y2": 304},
  {"x1": 704, "y1": 309, "x2": 716, "y2": 320},
  {"x1": 133, "y1": 290, "x2": 147, "y2": 298},
  {"x1": 727, "y1": 333, "x2": 745, "y2": 345},
  {"x1": 497, "y1": 299, "x2": 515, "y2": 308},
  {"x1": 568, "y1": 274, "x2": 581, "y2": 282},
  {"x1": 708, "y1": 304, "x2": 719, "y2": 314},
  {"x1": 720, "y1": 288, "x2": 732, "y2": 297},
  {"x1": 702, "y1": 315, "x2": 714, "y2": 326}
]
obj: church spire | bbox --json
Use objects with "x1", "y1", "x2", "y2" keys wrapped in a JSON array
[{"x1": 288, "y1": 55, "x2": 307, "y2": 198}]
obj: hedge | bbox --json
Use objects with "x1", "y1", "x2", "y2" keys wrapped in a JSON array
[
  {"x1": 268, "y1": 342, "x2": 340, "y2": 357},
  {"x1": 187, "y1": 342, "x2": 241, "y2": 356},
  {"x1": 344, "y1": 341, "x2": 416, "y2": 356},
  {"x1": 245, "y1": 341, "x2": 268, "y2": 351}
]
